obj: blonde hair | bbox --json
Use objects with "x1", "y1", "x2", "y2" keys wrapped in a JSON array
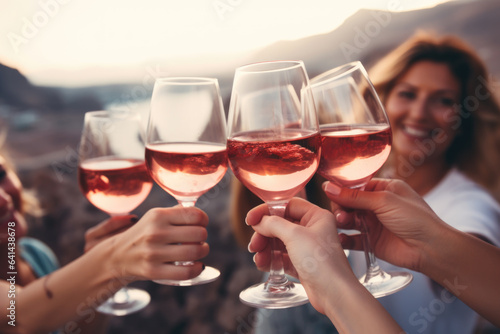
[
  {"x1": 0, "y1": 141, "x2": 43, "y2": 218},
  {"x1": 370, "y1": 31, "x2": 500, "y2": 193}
]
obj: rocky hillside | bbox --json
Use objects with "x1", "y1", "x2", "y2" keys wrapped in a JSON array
[{"x1": 251, "y1": 0, "x2": 500, "y2": 79}]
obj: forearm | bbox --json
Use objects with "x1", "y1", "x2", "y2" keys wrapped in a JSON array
[
  {"x1": 421, "y1": 224, "x2": 500, "y2": 326},
  {"x1": 323, "y1": 273, "x2": 403, "y2": 334},
  {"x1": 17, "y1": 240, "x2": 119, "y2": 333}
]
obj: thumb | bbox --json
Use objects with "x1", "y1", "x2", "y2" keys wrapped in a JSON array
[{"x1": 322, "y1": 181, "x2": 381, "y2": 212}]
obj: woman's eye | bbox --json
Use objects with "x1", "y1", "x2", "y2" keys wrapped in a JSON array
[
  {"x1": 0, "y1": 169, "x2": 6, "y2": 181},
  {"x1": 438, "y1": 97, "x2": 455, "y2": 107},
  {"x1": 397, "y1": 91, "x2": 415, "y2": 99}
]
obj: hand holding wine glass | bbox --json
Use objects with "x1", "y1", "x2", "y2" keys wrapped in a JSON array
[
  {"x1": 78, "y1": 110, "x2": 153, "y2": 315},
  {"x1": 227, "y1": 61, "x2": 321, "y2": 308},
  {"x1": 145, "y1": 77, "x2": 227, "y2": 286},
  {"x1": 307, "y1": 61, "x2": 413, "y2": 297}
]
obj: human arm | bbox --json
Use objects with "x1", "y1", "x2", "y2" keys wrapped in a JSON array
[
  {"x1": 1, "y1": 206, "x2": 209, "y2": 334},
  {"x1": 246, "y1": 198, "x2": 403, "y2": 333},
  {"x1": 323, "y1": 178, "x2": 500, "y2": 327}
]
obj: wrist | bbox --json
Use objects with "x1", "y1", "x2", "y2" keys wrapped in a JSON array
[
  {"x1": 323, "y1": 270, "x2": 404, "y2": 333},
  {"x1": 320, "y1": 256, "x2": 363, "y2": 318},
  {"x1": 418, "y1": 218, "x2": 457, "y2": 277},
  {"x1": 323, "y1": 273, "x2": 361, "y2": 319},
  {"x1": 87, "y1": 235, "x2": 126, "y2": 286},
  {"x1": 322, "y1": 271, "x2": 386, "y2": 330}
]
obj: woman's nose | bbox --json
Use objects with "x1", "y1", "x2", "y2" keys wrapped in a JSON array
[{"x1": 408, "y1": 97, "x2": 431, "y2": 120}]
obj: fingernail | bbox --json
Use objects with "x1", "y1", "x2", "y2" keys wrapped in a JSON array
[
  {"x1": 247, "y1": 242, "x2": 252, "y2": 253},
  {"x1": 323, "y1": 182, "x2": 341, "y2": 196},
  {"x1": 252, "y1": 254, "x2": 256, "y2": 263},
  {"x1": 334, "y1": 210, "x2": 344, "y2": 221},
  {"x1": 245, "y1": 217, "x2": 249, "y2": 226}
]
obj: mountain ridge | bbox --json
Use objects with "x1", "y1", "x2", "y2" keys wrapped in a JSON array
[
  {"x1": 1, "y1": 0, "x2": 499, "y2": 114},
  {"x1": 251, "y1": 0, "x2": 500, "y2": 78}
]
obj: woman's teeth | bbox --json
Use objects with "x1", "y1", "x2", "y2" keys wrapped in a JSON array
[{"x1": 404, "y1": 126, "x2": 429, "y2": 138}]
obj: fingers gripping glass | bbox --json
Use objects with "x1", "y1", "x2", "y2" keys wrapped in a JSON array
[
  {"x1": 145, "y1": 77, "x2": 227, "y2": 286},
  {"x1": 227, "y1": 61, "x2": 321, "y2": 308},
  {"x1": 78, "y1": 110, "x2": 153, "y2": 315},
  {"x1": 308, "y1": 61, "x2": 413, "y2": 298}
]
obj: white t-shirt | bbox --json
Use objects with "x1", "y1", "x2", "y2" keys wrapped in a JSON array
[{"x1": 349, "y1": 168, "x2": 500, "y2": 334}]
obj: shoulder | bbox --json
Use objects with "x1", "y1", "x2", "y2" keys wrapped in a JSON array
[
  {"x1": 440, "y1": 168, "x2": 489, "y2": 191},
  {"x1": 19, "y1": 237, "x2": 60, "y2": 278},
  {"x1": 426, "y1": 169, "x2": 499, "y2": 206},
  {"x1": 425, "y1": 169, "x2": 500, "y2": 246}
]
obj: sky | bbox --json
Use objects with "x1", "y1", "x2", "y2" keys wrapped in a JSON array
[{"x1": 0, "y1": 0, "x2": 455, "y2": 87}]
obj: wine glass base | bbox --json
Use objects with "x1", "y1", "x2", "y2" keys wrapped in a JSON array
[
  {"x1": 96, "y1": 287, "x2": 151, "y2": 316},
  {"x1": 360, "y1": 270, "x2": 413, "y2": 298},
  {"x1": 154, "y1": 266, "x2": 220, "y2": 286},
  {"x1": 239, "y1": 281, "x2": 309, "y2": 309}
]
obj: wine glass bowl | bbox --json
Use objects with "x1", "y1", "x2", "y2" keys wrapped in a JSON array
[
  {"x1": 308, "y1": 61, "x2": 413, "y2": 298},
  {"x1": 78, "y1": 159, "x2": 152, "y2": 215},
  {"x1": 227, "y1": 131, "x2": 320, "y2": 204},
  {"x1": 78, "y1": 110, "x2": 153, "y2": 315},
  {"x1": 317, "y1": 124, "x2": 392, "y2": 189},
  {"x1": 145, "y1": 77, "x2": 227, "y2": 286},
  {"x1": 227, "y1": 61, "x2": 321, "y2": 308},
  {"x1": 145, "y1": 142, "x2": 227, "y2": 207}
]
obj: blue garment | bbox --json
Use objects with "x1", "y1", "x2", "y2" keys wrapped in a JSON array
[{"x1": 18, "y1": 237, "x2": 60, "y2": 277}]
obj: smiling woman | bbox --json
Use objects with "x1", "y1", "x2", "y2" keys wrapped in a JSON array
[
  {"x1": 370, "y1": 31, "x2": 500, "y2": 195},
  {"x1": 383, "y1": 61, "x2": 462, "y2": 187},
  {"x1": 246, "y1": 30, "x2": 500, "y2": 334},
  {"x1": 349, "y1": 31, "x2": 500, "y2": 334}
]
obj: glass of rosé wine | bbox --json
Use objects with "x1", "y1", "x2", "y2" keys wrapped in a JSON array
[
  {"x1": 227, "y1": 61, "x2": 321, "y2": 308},
  {"x1": 307, "y1": 61, "x2": 413, "y2": 297},
  {"x1": 145, "y1": 77, "x2": 227, "y2": 286},
  {"x1": 78, "y1": 110, "x2": 153, "y2": 315}
]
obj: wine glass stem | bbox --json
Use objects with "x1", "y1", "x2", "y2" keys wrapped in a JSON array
[
  {"x1": 111, "y1": 287, "x2": 131, "y2": 304},
  {"x1": 354, "y1": 210, "x2": 383, "y2": 281},
  {"x1": 107, "y1": 212, "x2": 134, "y2": 304},
  {"x1": 179, "y1": 200, "x2": 196, "y2": 208},
  {"x1": 267, "y1": 202, "x2": 288, "y2": 286},
  {"x1": 176, "y1": 199, "x2": 197, "y2": 266}
]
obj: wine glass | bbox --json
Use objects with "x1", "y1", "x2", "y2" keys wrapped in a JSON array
[
  {"x1": 78, "y1": 110, "x2": 153, "y2": 315},
  {"x1": 145, "y1": 77, "x2": 227, "y2": 286},
  {"x1": 307, "y1": 61, "x2": 413, "y2": 298},
  {"x1": 227, "y1": 61, "x2": 321, "y2": 308}
]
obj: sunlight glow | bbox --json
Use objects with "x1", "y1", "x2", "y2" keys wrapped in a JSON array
[{"x1": 0, "y1": 0, "x2": 454, "y2": 86}]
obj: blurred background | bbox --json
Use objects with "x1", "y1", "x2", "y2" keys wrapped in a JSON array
[{"x1": 1, "y1": 0, "x2": 499, "y2": 333}]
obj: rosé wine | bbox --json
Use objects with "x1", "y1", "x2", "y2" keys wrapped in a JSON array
[
  {"x1": 79, "y1": 158, "x2": 153, "y2": 215},
  {"x1": 318, "y1": 124, "x2": 391, "y2": 188},
  {"x1": 227, "y1": 129, "x2": 321, "y2": 203},
  {"x1": 145, "y1": 142, "x2": 227, "y2": 201}
]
